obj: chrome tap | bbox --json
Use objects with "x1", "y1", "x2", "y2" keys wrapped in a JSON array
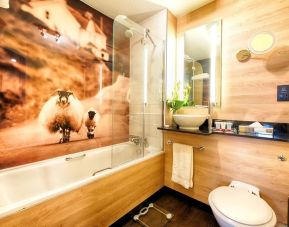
[
  {"x1": 129, "y1": 135, "x2": 149, "y2": 147},
  {"x1": 143, "y1": 138, "x2": 149, "y2": 148},
  {"x1": 129, "y1": 135, "x2": 141, "y2": 145}
]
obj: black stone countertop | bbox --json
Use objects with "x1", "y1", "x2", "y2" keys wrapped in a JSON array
[{"x1": 158, "y1": 120, "x2": 289, "y2": 143}]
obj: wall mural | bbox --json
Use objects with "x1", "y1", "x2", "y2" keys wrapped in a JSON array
[{"x1": 0, "y1": 0, "x2": 129, "y2": 168}]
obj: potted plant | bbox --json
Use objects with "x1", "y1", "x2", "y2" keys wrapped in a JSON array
[
  {"x1": 166, "y1": 82, "x2": 194, "y2": 113},
  {"x1": 166, "y1": 82, "x2": 208, "y2": 130}
]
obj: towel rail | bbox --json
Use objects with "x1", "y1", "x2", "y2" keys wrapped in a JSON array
[
  {"x1": 65, "y1": 153, "x2": 86, "y2": 161},
  {"x1": 167, "y1": 139, "x2": 205, "y2": 151}
]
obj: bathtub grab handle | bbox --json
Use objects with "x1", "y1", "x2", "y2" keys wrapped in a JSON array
[
  {"x1": 92, "y1": 167, "x2": 112, "y2": 176},
  {"x1": 65, "y1": 154, "x2": 86, "y2": 161}
]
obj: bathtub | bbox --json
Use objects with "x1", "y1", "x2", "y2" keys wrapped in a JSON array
[{"x1": 0, "y1": 142, "x2": 162, "y2": 219}]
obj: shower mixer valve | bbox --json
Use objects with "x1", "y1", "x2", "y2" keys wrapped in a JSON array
[{"x1": 129, "y1": 135, "x2": 149, "y2": 147}]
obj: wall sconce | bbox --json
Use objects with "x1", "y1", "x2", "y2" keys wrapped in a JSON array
[
  {"x1": 236, "y1": 31, "x2": 275, "y2": 62},
  {"x1": 0, "y1": 0, "x2": 9, "y2": 8}
]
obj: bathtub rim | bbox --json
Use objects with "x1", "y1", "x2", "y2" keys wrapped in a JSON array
[
  {"x1": 0, "y1": 141, "x2": 144, "y2": 174},
  {"x1": 0, "y1": 148, "x2": 163, "y2": 219},
  {"x1": 0, "y1": 143, "x2": 116, "y2": 174}
]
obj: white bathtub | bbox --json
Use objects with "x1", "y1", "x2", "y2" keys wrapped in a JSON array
[{"x1": 0, "y1": 142, "x2": 162, "y2": 219}]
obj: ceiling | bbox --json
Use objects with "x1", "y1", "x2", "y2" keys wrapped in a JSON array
[
  {"x1": 81, "y1": 0, "x2": 165, "y2": 22},
  {"x1": 81, "y1": 0, "x2": 214, "y2": 21},
  {"x1": 147, "y1": 0, "x2": 214, "y2": 17}
]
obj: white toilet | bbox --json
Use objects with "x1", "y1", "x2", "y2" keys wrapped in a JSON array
[{"x1": 208, "y1": 181, "x2": 276, "y2": 227}]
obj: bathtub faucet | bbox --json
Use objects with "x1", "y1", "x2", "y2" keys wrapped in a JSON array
[
  {"x1": 129, "y1": 135, "x2": 149, "y2": 148},
  {"x1": 143, "y1": 138, "x2": 149, "y2": 148},
  {"x1": 129, "y1": 135, "x2": 141, "y2": 145}
]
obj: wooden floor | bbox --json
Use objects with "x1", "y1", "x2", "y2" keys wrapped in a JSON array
[{"x1": 111, "y1": 187, "x2": 219, "y2": 227}]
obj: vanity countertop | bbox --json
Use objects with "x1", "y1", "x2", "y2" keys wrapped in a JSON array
[
  {"x1": 158, "y1": 121, "x2": 289, "y2": 143},
  {"x1": 158, "y1": 126, "x2": 211, "y2": 135}
]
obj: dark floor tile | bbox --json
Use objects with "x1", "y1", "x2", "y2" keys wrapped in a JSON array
[{"x1": 113, "y1": 187, "x2": 219, "y2": 227}]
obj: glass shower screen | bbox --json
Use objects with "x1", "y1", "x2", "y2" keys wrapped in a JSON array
[{"x1": 112, "y1": 15, "x2": 164, "y2": 167}]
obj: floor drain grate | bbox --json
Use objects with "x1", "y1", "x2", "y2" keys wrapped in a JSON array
[{"x1": 133, "y1": 203, "x2": 173, "y2": 227}]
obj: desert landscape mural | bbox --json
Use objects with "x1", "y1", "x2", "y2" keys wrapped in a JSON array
[{"x1": 0, "y1": 0, "x2": 129, "y2": 168}]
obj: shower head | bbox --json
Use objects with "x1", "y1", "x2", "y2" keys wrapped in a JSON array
[
  {"x1": 115, "y1": 15, "x2": 156, "y2": 47},
  {"x1": 124, "y1": 29, "x2": 134, "y2": 38},
  {"x1": 115, "y1": 15, "x2": 144, "y2": 35}
]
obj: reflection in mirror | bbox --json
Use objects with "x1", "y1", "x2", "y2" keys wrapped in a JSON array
[{"x1": 183, "y1": 20, "x2": 222, "y2": 107}]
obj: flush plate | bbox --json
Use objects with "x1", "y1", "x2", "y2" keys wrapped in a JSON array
[{"x1": 277, "y1": 85, "x2": 289, "y2": 101}]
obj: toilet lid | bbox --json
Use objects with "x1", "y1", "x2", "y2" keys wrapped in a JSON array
[{"x1": 211, "y1": 186, "x2": 273, "y2": 225}]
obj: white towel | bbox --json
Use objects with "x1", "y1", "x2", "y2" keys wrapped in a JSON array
[{"x1": 171, "y1": 143, "x2": 193, "y2": 189}]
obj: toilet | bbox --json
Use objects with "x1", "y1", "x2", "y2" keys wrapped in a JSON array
[{"x1": 208, "y1": 181, "x2": 276, "y2": 227}]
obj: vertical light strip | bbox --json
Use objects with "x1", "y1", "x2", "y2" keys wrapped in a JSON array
[
  {"x1": 99, "y1": 64, "x2": 103, "y2": 105},
  {"x1": 177, "y1": 35, "x2": 184, "y2": 99},
  {"x1": 210, "y1": 24, "x2": 217, "y2": 104},
  {"x1": 144, "y1": 42, "x2": 148, "y2": 105},
  {"x1": 166, "y1": 38, "x2": 175, "y2": 99}
]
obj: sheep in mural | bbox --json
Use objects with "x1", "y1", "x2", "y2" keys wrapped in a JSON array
[
  {"x1": 38, "y1": 90, "x2": 84, "y2": 143},
  {"x1": 84, "y1": 108, "x2": 100, "y2": 139}
]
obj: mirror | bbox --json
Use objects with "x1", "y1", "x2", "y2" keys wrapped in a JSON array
[{"x1": 183, "y1": 20, "x2": 222, "y2": 107}]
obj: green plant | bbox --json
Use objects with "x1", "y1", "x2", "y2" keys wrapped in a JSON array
[
  {"x1": 183, "y1": 83, "x2": 194, "y2": 107},
  {"x1": 166, "y1": 82, "x2": 194, "y2": 113}
]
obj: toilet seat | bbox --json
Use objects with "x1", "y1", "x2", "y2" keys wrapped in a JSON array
[{"x1": 210, "y1": 186, "x2": 274, "y2": 226}]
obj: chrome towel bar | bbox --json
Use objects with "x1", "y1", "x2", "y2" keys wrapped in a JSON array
[
  {"x1": 167, "y1": 139, "x2": 205, "y2": 151},
  {"x1": 92, "y1": 167, "x2": 112, "y2": 176},
  {"x1": 65, "y1": 153, "x2": 86, "y2": 161}
]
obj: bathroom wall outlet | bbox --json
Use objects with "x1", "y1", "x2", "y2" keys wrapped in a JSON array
[{"x1": 277, "y1": 85, "x2": 289, "y2": 101}]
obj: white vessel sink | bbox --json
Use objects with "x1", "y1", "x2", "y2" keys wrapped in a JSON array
[{"x1": 173, "y1": 114, "x2": 208, "y2": 131}]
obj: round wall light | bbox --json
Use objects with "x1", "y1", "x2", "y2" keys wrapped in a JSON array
[
  {"x1": 248, "y1": 31, "x2": 275, "y2": 54},
  {"x1": 236, "y1": 31, "x2": 275, "y2": 62}
]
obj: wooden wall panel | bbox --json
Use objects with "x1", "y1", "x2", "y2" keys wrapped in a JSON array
[
  {"x1": 0, "y1": 154, "x2": 164, "y2": 227},
  {"x1": 164, "y1": 131, "x2": 289, "y2": 225},
  {"x1": 178, "y1": 0, "x2": 289, "y2": 123}
]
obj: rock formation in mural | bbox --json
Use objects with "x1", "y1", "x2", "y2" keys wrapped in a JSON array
[
  {"x1": 0, "y1": 0, "x2": 129, "y2": 168},
  {"x1": 21, "y1": 0, "x2": 109, "y2": 61}
]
